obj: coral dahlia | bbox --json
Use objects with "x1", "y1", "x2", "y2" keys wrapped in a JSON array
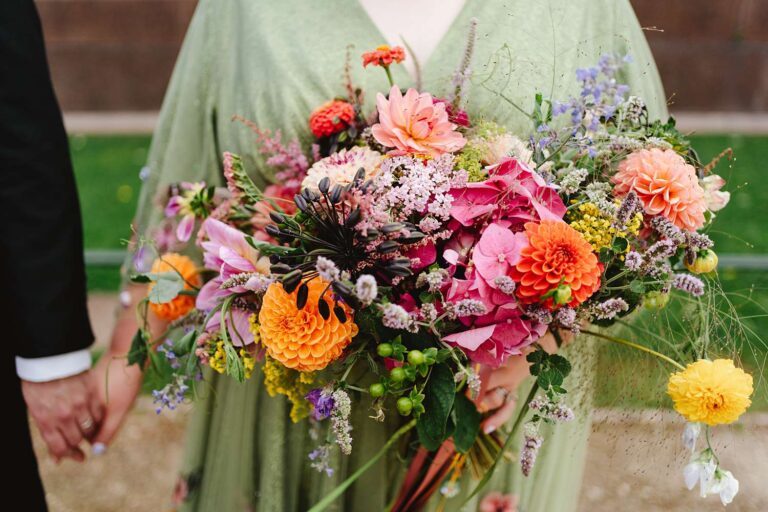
[
  {"x1": 612, "y1": 148, "x2": 706, "y2": 232},
  {"x1": 510, "y1": 220, "x2": 601, "y2": 309}
]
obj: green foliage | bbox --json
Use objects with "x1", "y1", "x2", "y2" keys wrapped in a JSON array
[
  {"x1": 127, "y1": 329, "x2": 148, "y2": 367},
  {"x1": 145, "y1": 272, "x2": 183, "y2": 304},
  {"x1": 527, "y1": 347, "x2": 572, "y2": 396},
  {"x1": 416, "y1": 365, "x2": 456, "y2": 451},
  {"x1": 452, "y1": 393, "x2": 482, "y2": 453}
]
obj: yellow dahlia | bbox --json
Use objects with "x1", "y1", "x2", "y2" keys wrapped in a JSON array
[
  {"x1": 667, "y1": 359, "x2": 753, "y2": 426},
  {"x1": 258, "y1": 279, "x2": 358, "y2": 371}
]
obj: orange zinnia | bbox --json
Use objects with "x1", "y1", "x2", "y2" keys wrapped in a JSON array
[
  {"x1": 309, "y1": 100, "x2": 356, "y2": 138},
  {"x1": 148, "y1": 253, "x2": 200, "y2": 321},
  {"x1": 362, "y1": 44, "x2": 406, "y2": 68},
  {"x1": 510, "y1": 221, "x2": 602, "y2": 309},
  {"x1": 258, "y1": 279, "x2": 358, "y2": 371}
]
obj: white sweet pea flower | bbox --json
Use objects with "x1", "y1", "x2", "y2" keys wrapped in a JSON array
[
  {"x1": 701, "y1": 174, "x2": 730, "y2": 212},
  {"x1": 682, "y1": 423, "x2": 701, "y2": 453},
  {"x1": 684, "y1": 457, "x2": 717, "y2": 497},
  {"x1": 710, "y1": 470, "x2": 739, "y2": 506}
]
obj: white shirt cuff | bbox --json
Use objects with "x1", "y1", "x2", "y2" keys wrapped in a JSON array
[{"x1": 16, "y1": 350, "x2": 92, "y2": 382}]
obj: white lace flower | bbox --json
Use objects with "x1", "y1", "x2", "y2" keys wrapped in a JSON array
[
  {"x1": 301, "y1": 146, "x2": 381, "y2": 191},
  {"x1": 682, "y1": 423, "x2": 701, "y2": 453}
]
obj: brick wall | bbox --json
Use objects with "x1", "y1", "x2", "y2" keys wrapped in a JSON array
[{"x1": 36, "y1": 0, "x2": 768, "y2": 112}]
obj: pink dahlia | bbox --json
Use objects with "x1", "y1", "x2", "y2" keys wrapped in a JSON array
[
  {"x1": 371, "y1": 86, "x2": 466, "y2": 157},
  {"x1": 612, "y1": 148, "x2": 706, "y2": 231}
]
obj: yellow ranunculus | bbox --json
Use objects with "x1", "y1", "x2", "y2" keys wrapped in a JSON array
[{"x1": 667, "y1": 359, "x2": 753, "y2": 426}]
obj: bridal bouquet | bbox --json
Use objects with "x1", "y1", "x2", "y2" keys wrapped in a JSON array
[{"x1": 129, "y1": 35, "x2": 753, "y2": 509}]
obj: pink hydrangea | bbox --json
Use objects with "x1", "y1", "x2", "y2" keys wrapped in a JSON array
[{"x1": 449, "y1": 158, "x2": 566, "y2": 229}]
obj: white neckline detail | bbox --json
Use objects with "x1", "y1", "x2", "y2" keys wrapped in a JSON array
[{"x1": 358, "y1": 0, "x2": 467, "y2": 79}]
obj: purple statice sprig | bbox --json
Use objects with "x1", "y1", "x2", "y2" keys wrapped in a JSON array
[
  {"x1": 158, "y1": 339, "x2": 182, "y2": 370},
  {"x1": 306, "y1": 388, "x2": 335, "y2": 421},
  {"x1": 152, "y1": 375, "x2": 190, "y2": 414}
]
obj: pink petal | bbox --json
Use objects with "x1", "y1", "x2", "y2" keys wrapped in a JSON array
[
  {"x1": 443, "y1": 325, "x2": 496, "y2": 351},
  {"x1": 176, "y1": 214, "x2": 195, "y2": 242}
]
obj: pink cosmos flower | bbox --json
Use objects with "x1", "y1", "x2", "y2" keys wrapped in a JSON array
[
  {"x1": 196, "y1": 278, "x2": 256, "y2": 346},
  {"x1": 479, "y1": 492, "x2": 518, "y2": 512},
  {"x1": 701, "y1": 174, "x2": 730, "y2": 212},
  {"x1": 472, "y1": 222, "x2": 528, "y2": 286},
  {"x1": 371, "y1": 85, "x2": 466, "y2": 157},
  {"x1": 200, "y1": 218, "x2": 270, "y2": 289},
  {"x1": 165, "y1": 181, "x2": 207, "y2": 242},
  {"x1": 449, "y1": 158, "x2": 566, "y2": 229}
]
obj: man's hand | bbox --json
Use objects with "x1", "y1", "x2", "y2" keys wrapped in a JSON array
[{"x1": 21, "y1": 371, "x2": 103, "y2": 463}]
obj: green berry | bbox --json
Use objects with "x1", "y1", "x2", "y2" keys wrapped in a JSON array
[
  {"x1": 685, "y1": 249, "x2": 718, "y2": 274},
  {"x1": 396, "y1": 397, "x2": 413, "y2": 416},
  {"x1": 389, "y1": 367, "x2": 406, "y2": 382},
  {"x1": 369, "y1": 383, "x2": 385, "y2": 398},
  {"x1": 377, "y1": 343, "x2": 394, "y2": 357},
  {"x1": 407, "y1": 350, "x2": 425, "y2": 366},
  {"x1": 553, "y1": 284, "x2": 572, "y2": 305},
  {"x1": 643, "y1": 291, "x2": 670, "y2": 311}
]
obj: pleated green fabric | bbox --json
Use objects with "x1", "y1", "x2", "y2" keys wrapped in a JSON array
[{"x1": 130, "y1": 1, "x2": 667, "y2": 510}]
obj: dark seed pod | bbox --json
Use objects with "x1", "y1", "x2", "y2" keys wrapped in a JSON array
[
  {"x1": 366, "y1": 228, "x2": 380, "y2": 238},
  {"x1": 265, "y1": 224, "x2": 281, "y2": 237},
  {"x1": 399, "y1": 231, "x2": 425, "y2": 244},
  {"x1": 345, "y1": 208, "x2": 362, "y2": 227},
  {"x1": 318, "y1": 176, "x2": 331, "y2": 194},
  {"x1": 381, "y1": 223, "x2": 405, "y2": 234},
  {"x1": 269, "y1": 254, "x2": 281, "y2": 264},
  {"x1": 268, "y1": 211, "x2": 285, "y2": 224},
  {"x1": 270, "y1": 263, "x2": 291, "y2": 274},
  {"x1": 331, "y1": 280, "x2": 354, "y2": 300},
  {"x1": 301, "y1": 187, "x2": 314, "y2": 200},
  {"x1": 390, "y1": 257, "x2": 411, "y2": 267},
  {"x1": 378, "y1": 240, "x2": 400, "y2": 254},
  {"x1": 294, "y1": 194, "x2": 308, "y2": 212},
  {"x1": 353, "y1": 167, "x2": 366, "y2": 183},
  {"x1": 318, "y1": 298, "x2": 331, "y2": 319},
  {"x1": 329, "y1": 184, "x2": 343, "y2": 204},
  {"x1": 296, "y1": 282, "x2": 309, "y2": 309},
  {"x1": 281, "y1": 269, "x2": 303, "y2": 293},
  {"x1": 333, "y1": 304, "x2": 348, "y2": 323},
  {"x1": 385, "y1": 264, "x2": 412, "y2": 277}
]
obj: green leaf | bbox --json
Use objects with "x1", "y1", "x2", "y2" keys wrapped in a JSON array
[
  {"x1": 416, "y1": 365, "x2": 456, "y2": 451},
  {"x1": 548, "y1": 354, "x2": 572, "y2": 378},
  {"x1": 629, "y1": 280, "x2": 646, "y2": 294},
  {"x1": 452, "y1": 394, "x2": 481, "y2": 453},
  {"x1": 146, "y1": 272, "x2": 184, "y2": 304},
  {"x1": 130, "y1": 274, "x2": 151, "y2": 284},
  {"x1": 612, "y1": 237, "x2": 629, "y2": 252},
  {"x1": 174, "y1": 329, "x2": 197, "y2": 356},
  {"x1": 598, "y1": 247, "x2": 613, "y2": 264},
  {"x1": 245, "y1": 237, "x2": 293, "y2": 255},
  {"x1": 127, "y1": 330, "x2": 148, "y2": 367}
]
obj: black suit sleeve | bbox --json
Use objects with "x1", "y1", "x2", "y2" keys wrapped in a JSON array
[{"x1": 0, "y1": 0, "x2": 93, "y2": 358}]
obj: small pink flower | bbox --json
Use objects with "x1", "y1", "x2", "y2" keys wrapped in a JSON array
[
  {"x1": 472, "y1": 222, "x2": 527, "y2": 286},
  {"x1": 371, "y1": 86, "x2": 466, "y2": 157},
  {"x1": 433, "y1": 98, "x2": 470, "y2": 127},
  {"x1": 701, "y1": 174, "x2": 730, "y2": 212},
  {"x1": 200, "y1": 218, "x2": 270, "y2": 288},
  {"x1": 479, "y1": 492, "x2": 518, "y2": 512}
]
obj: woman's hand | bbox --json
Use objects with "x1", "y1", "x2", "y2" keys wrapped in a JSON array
[
  {"x1": 475, "y1": 329, "x2": 573, "y2": 433},
  {"x1": 90, "y1": 285, "x2": 166, "y2": 453}
]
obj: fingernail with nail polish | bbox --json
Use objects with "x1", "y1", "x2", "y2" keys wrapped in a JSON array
[
  {"x1": 92, "y1": 443, "x2": 107, "y2": 456},
  {"x1": 484, "y1": 424, "x2": 496, "y2": 434}
]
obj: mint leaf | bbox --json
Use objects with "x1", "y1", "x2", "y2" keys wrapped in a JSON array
[{"x1": 416, "y1": 365, "x2": 456, "y2": 451}]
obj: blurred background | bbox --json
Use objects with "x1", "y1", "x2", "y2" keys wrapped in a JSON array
[{"x1": 31, "y1": 1, "x2": 767, "y2": 511}]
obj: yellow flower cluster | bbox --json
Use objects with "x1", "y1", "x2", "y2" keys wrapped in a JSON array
[
  {"x1": 567, "y1": 202, "x2": 642, "y2": 252},
  {"x1": 667, "y1": 359, "x2": 753, "y2": 426},
  {"x1": 248, "y1": 314, "x2": 262, "y2": 345},
  {"x1": 262, "y1": 355, "x2": 316, "y2": 422},
  {"x1": 206, "y1": 340, "x2": 256, "y2": 380}
]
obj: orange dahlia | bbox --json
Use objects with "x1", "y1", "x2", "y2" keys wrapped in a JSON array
[
  {"x1": 148, "y1": 253, "x2": 200, "y2": 321},
  {"x1": 510, "y1": 220, "x2": 602, "y2": 309},
  {"x1": 309, "y1": 100, "x2": 356, "y2": 138},
  {"x1": 612, "y1": 148, "x2": 706, "y2": 231},
  {"x1": 258, "y1": 279, "x2": 358, "y2": 371},
  {"x1": 362, "y1": 44, "x2": 406, "y2": 68}
]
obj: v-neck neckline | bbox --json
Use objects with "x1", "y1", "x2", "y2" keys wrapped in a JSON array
[{"x1": 352, "y1": 0, "x2": 475, "y2": 86}]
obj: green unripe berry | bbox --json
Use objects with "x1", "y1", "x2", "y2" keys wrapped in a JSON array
[
  {"x1": 553, "y1": 284, "x2": 572, "y2": 306},
  {"x1": 407, "y1": 350, "x2": 425, "y2": 366},
  {"x1": 685, "y1": 249, "x2": 718, "y2": 274},
  {"x1": 643, "y1": 290, "x2": 670, "y2": 311},
  {"x1": 369, "y1": 383, "x2": 385, "y2": 398},
  {"x1": 396, "y1": 397, "x2": 413, "y2": 416},
  {"x1": 389, "y1": 367, "x2": 406, "y2": 382},
  {"x1": 376, "y1": 343, "x2": 394, "y2": 357}
]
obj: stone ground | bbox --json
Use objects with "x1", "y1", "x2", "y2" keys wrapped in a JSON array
[{"x1": 31, "y1": 294, "x2": 768, "y2": 511}]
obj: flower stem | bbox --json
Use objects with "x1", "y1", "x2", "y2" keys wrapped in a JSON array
[
  {"x1": 308, "y1": 419, "x2": 417, "y2": 512},
  {"x1": 384, "y1": 66, "x2": 395, "y2": 88},
  {"x1": 580, "y1": 329, "x2": 685, "y2": 370}
]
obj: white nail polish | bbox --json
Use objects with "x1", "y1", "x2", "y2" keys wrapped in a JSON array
[
  {"x1": 92, "y1": 443, "x2": 107, "y2": 456},
  {"x1": 484, "y1": 424, "x2": 496, "y2": 434}
]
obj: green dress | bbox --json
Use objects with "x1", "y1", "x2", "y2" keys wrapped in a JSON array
[{"x1": 131, "y1": 1, "x2": 667, "y2": 510}]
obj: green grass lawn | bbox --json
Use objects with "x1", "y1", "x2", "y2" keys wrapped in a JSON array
[{"x1": 72, "y1": 134, "x2": 768, "y2": 408}]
